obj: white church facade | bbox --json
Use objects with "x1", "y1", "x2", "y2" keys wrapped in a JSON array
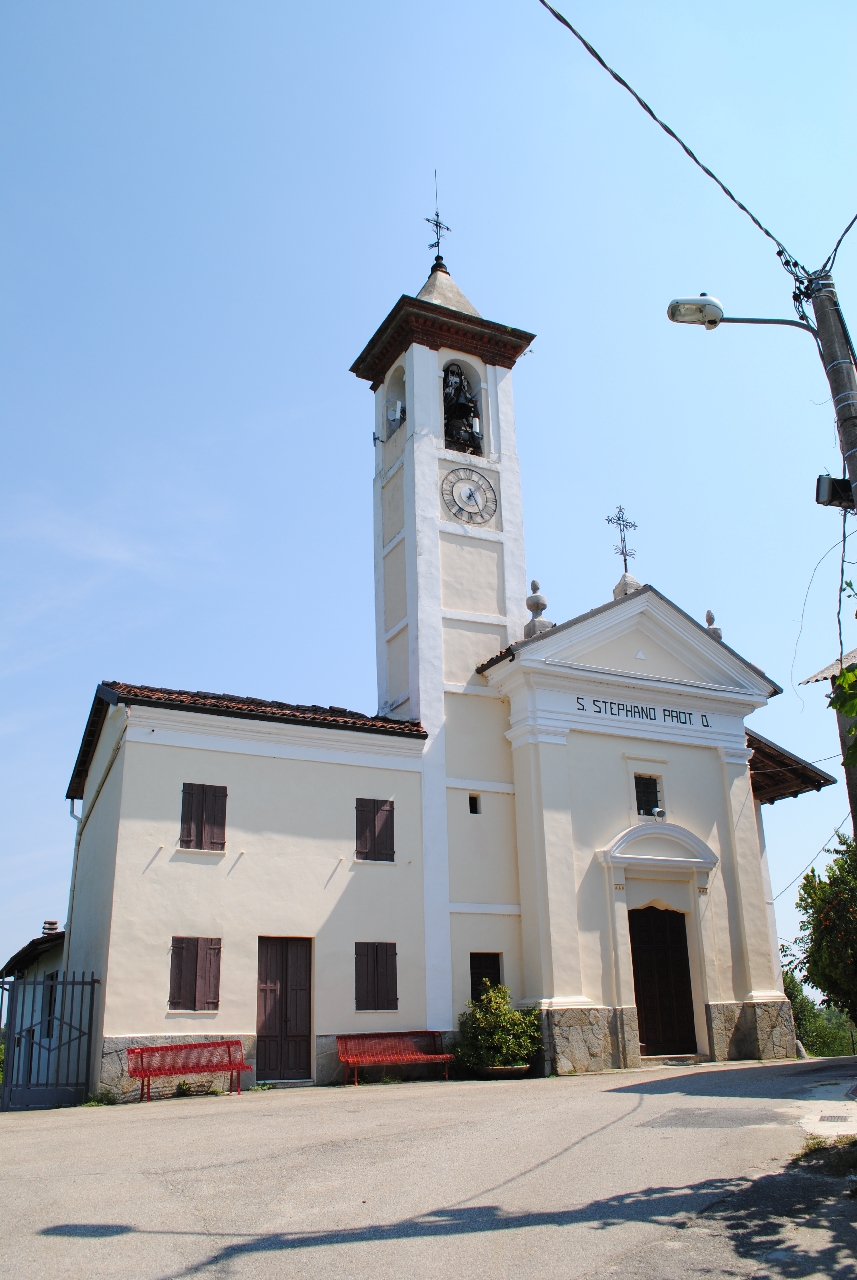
[{"x1": 57, "y1": 256, "x2": 834, "y2": 1093}]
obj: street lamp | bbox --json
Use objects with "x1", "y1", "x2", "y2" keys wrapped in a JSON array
[
  {"x1": 666, "y1": 294, "x2": 817, "y2": 337},
  {"x1": 667, "y1": 290, "x2": 855, "y2": 508}
]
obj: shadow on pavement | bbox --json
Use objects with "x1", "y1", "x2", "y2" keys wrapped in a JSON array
[
  {"x1": 605, "y1": 1057, "x2": 857, "y2": 1101},
  {"x1": 39, "y1": 1165, "x2": 854, "y2": 1277}
]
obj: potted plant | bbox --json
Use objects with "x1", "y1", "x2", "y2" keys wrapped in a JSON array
[{"x1": 456, "y1": 981, "x2": 543, "y2": 1078}]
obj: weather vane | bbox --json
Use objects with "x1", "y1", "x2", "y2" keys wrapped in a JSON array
[
  {"x1": 425, "y1": 170, "x2": 450, "y2": 258},
  {"x1": 606, "y1": 505, "x2": 637, "y2": 572}
]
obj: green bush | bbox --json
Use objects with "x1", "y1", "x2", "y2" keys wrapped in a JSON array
[
  {"x1": 456, "y1": 982, "x2": 542, "y2": 1069},
  {"x1": 783, "y1": 969, "x2": 857, "y2": 1056}
]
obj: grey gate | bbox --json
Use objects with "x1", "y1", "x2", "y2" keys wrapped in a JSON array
[{"x1": 1, "y1": 973, "x2": 99, "y2": 1110}]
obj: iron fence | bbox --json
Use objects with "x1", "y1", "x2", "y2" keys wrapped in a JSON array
[{"x1": 1, "y1": 973, "x2": 99, "y2": 1110}]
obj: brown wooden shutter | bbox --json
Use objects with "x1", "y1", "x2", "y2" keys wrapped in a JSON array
[
  {"x1": 202, "y1": 785, "x2": 227, "y2": 851},
  {"x1": 375, "y1": 801, "x2": 394, "y2": 862},
  {"x1": 196, "y1": 937, "x2": 222, "y2": 1010},
  {"x1": 169, "y1": 937, "x2": 199, "y2": 1010},
  {"x1": 377, "y1": 942, "x2": 398, "y2": 1010},
  {"x1": 355, "y1": 942, "x2": 371, "y2": 1010},
  {"x1": 180, "y1": 784, "x2": 204, "y2": 849},
  {"x1": 355, "y1": 798, "x2": 375, "y2": 860}
]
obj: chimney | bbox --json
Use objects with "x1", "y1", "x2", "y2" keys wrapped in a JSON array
[{"x1": 42, "y1": 920, "x2": 59, "y2": 936}]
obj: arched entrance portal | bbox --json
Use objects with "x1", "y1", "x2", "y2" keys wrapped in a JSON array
[{"x1": 628, "y1": 907, "x2": 697, "y2": 1056}]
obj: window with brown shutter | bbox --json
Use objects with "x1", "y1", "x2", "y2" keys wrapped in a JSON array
[
  {"x1": 169, "y1": 936, "x2": 222, "y2": 1010},
  {"x1": 355, "y1": 798, "x2": 394, "y2": 861},
  {"x1": 179, "y1": 784, "x2": 228, "y2": 850},
  {"x1": 355, "y1": 942, "x2": 398, "y2": 1010}
]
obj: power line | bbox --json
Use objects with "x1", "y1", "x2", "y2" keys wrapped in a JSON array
[
  {"x1": 772, "y1": 816, "x2": 850, "y2": 901},
  {"x1": 536, "y1": 1, "x2": 857, "y2": 280},
  {"x1": 535, "y1": 0, "x2": 803, "y2": 269}
]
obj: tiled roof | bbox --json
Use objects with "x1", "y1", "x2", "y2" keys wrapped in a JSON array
[
  {"x1": 800, "y1": 648, "x2": 857, "y2": 684},
  {"x1": 747, "y1": 730, "x2": 837, "y2": 805},
  {"x1": 66, "y1": 681, "x2": 426, "y2": 800},
  {"x1": 1, "y1": 931, "x2": 65, "y2": 978}
]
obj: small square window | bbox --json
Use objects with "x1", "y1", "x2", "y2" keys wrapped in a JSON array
[
  {"x1": 469, "y1": 794, "x2": 481, "y2": 815},
  {"x1": 634, "y1": 775, "x2": 660, "y2": 817}
]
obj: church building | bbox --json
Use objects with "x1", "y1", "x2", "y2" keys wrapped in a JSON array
[{"x1": 59, "y1": 254, "x2": 834, "y2": 1094}]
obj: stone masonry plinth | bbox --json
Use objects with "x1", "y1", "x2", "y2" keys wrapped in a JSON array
[
  {"x1": 546, "y1": 1006, "x2": 641, "y2": 1073},
  {"x1": 705, "y1": 1000, "x2": 796, "y2": 1061}
]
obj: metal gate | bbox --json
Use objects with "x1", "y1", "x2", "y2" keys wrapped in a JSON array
[{"x1": 1, "y1": 973, "x2": 99, "y2": 1110}]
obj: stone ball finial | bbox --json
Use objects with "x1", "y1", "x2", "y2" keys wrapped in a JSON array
[
  {"x1": 706, "y1": 610, "x2": 723, "y2": 641},
  {"x1": 525, "y1": 579, "x2": 553, "y2": 639}
]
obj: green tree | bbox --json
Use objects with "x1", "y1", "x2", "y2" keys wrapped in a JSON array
[
  {"x1": 828, "y1": 657, "x2": 857, "y2": 766},
  {"x1": 789, "y1": 832, "x2": 857, "y2": 1026},
  {"x1": 456, "y1": 982, "x2": 543, "y2": 1069},
  {"x1": 782, "y1": 968, "x2": 856, "y2": 1056}
]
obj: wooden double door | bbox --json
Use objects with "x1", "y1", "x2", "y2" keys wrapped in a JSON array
[
  {"x1": 256, "y1": 938, "x2": 311, "y2": 1080},
  {"x1": 629, "y1": 907, "x2": 697, "y2": 1056}
]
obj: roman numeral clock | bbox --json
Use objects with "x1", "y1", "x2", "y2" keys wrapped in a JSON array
[{"x1": 441, "y1": 466, "x2": 498, "y2": 525}]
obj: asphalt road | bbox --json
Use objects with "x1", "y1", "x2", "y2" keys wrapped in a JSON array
[{"x1": 2, "y1": 1059, "x2": 856, "y2": 1280}]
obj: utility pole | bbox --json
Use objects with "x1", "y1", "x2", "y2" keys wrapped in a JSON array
[{"x1": 807, "y1": 275, "x2": 857, "y2": 497}]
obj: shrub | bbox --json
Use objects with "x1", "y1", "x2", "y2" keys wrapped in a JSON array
[
  {"x1": 175, "y1": 1080, "x2": 194, "y2": 1097},
  {"x1": 783, "y1": 969, "x2": 857, "y2": 1056},
  {"x1": 456, "y1": 982, "x2": 542, "y2": 1070}
]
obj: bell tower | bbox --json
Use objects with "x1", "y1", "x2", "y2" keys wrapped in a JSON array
[
  {"x1": 351, "y1": 256, "x2": 535, "y2": 731},
  {"x1": 351, "y1": 255, "x2": 534, "y2": 1030}
]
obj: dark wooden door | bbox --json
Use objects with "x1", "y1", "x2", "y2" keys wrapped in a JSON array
[
  {"x1": 629, "y1": 907, "x2": 697, "y2": 1055},
  {"x1": 256, "y1": 938, "x2": 312, "y2": 1080}
]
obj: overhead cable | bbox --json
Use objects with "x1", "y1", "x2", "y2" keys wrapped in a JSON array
[{"x1": 772, "y1": 816, "x2": 850, "y2": 901}]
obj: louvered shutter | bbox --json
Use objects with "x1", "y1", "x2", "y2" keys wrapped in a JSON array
[
  {"x1": 355, "y1": 798, "x2": 375, "y2": 860},
  {"x1": 377, "y1": 943, "x2": 398, "y2": 1010},
  {"x1": 355, "y1": 942, "x2": 371, "y2": 1010},
  {"x1": 196, "y1": 937, "x2": 222, "y2": 1010},
  {"x1": 169, "y1": 937, "x2": 199, "y2": 1010},
  {"x1": 202, "y1": 785, "x2": 227, "y2": 851},
  {"x1": 375, "y1": 801, "x2": 394, "y2": 862},
  {"x1": 180, "y1": 784, "x2": 204, "y2": 849}
]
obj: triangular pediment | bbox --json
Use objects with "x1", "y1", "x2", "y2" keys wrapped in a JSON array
[{"x1": 508, "y1": 586, "x2": 779, "y2": 698}]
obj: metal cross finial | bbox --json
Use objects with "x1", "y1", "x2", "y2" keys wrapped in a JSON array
[
  {"x1": 606, "y1": 505, "x2": 637, "y2": 572},
  {"x1": 425, "y1": 170, "x2": 450, "y2": 257}
]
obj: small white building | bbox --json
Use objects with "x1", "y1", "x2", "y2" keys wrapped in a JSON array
[{"x1": 59, "y1": 257, "x2": 833, "y2": 1093}]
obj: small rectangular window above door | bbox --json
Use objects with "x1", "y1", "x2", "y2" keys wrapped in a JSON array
[
  {"x1": 354, "y1": 942, "x2": 398, "y2": 1010},
  {"x1": 180, "y1": 784, "x2": 227, "y2": 850},
  {"x1": 169, "y1": 937, "x2": 222, "y2": 1010},
  {"x1": 469, "y1": 952, "x2": 501, "y2": 1002},
  {"x1": 634, "y1": 775, "x2": 660, "y2": 817},
  {"x1": 355, "y1": 798, "x2": 395, "y2": 861}
]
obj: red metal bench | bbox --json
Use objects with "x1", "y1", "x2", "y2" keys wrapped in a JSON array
[
  {"x1": 336, "y1": 1031, "x2": 453, "y2": 1085},
  {"x1": 126, "y1": 1040, "x2": 251, "y2": 1101}
]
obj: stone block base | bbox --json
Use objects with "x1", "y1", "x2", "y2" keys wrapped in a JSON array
[
  {"x1": 705, "y1": 1000, "x2": 796, "y2": 1061},
  {"x1": 546, "y1": 1006, "x2": 641, "y2": 1074},
  {"x1": 98, "y1": 1035, "x2": 258, "y2": 1102}
]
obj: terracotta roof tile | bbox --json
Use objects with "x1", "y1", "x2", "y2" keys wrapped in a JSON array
[{"x1": 67, "y1": 681, "x2": 426, "y2": 800}]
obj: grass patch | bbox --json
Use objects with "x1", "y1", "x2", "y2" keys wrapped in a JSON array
[
  {"x1": 82, "y1": 1088, "x2": 116, "y2": 1106},
  {"x1": 249, "y1": 1083, "x2": 274, "y2": 1091},
  {"x1": 792, "y1": 1133, "x2": 857, "y2": 1178}
]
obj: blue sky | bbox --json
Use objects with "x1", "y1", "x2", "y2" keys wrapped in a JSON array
[{"x1": 1, "y1": 1, "x2": 855, "y2": 965}]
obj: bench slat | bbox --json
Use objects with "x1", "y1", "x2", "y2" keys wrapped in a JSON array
[
  {"x1": 126, "y1": 1040, "x2": 251, "y2": 1100},
  {"x1": 336, "y1": 1032, "x2": 453, "y2": 1084}
]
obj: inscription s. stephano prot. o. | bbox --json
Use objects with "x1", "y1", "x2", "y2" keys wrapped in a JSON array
[{"x1": 574, "y1": 696, "x2": 711, "y2": 729}]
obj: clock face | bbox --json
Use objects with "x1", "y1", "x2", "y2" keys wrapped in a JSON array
[{"x1": 441, "y1": 467, "x2": 498, "y2": 525}]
